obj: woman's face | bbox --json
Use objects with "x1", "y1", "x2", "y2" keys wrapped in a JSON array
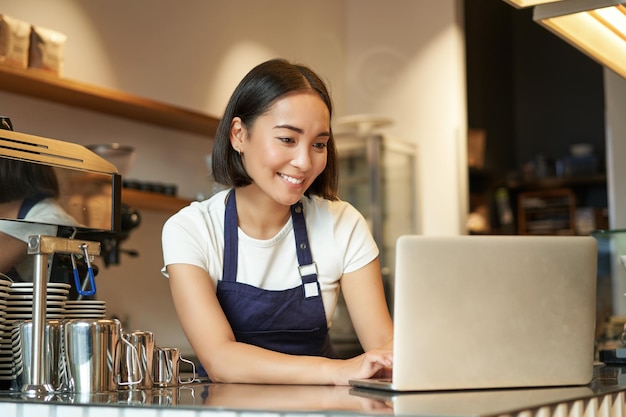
[{"x1": 231, "y1": 91, "x2": 330, "y2": 207}]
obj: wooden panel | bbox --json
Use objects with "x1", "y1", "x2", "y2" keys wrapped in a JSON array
[
  {"x1": 0, "y1": 65, "x2": 220, "y2": 136},
  {"x1": 122, "y1": 188, "x2": 192, "y2": 213}
]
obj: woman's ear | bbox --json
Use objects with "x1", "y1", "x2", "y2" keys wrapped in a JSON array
[{"x1": 229, "y1": 117, "x2": 245, "y2": 153}]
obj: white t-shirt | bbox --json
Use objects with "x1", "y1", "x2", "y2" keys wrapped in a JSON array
[
  {"x1": 0, "y1": 198, "x2": 80, "y2": 280},
  {"x1": 161, "y1": 189, "x2": 379, "y2": 325}
]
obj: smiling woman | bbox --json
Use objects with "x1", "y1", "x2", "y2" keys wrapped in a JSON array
[{"x1": 161, "y1": 58, "x2": 394, "y2": 385}]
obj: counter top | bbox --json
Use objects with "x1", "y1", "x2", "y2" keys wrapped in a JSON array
[{"x1": 1, "y1": 365, "x2": 626, "y2": 417}]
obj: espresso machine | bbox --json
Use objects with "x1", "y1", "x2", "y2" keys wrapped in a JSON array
[{"x1": 0, "y1": 124, "x2": 122, "y2": 396}]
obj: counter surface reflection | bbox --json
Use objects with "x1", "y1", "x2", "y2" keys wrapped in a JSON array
[{"x1": 1, "y1": 365, "x2": 626, "y2": 417}]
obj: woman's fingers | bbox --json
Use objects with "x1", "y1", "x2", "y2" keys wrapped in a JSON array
[{"x1": 335, "y1": 350, "x2": 393, "y2": 385}]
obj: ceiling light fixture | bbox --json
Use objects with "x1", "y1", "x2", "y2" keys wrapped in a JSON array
[
  {"x1": 503, "y1": 0, "x2": 562, "y2": 8},
  {"x1": 532, "y1": 0, "x2": 626, "y2": 79}
]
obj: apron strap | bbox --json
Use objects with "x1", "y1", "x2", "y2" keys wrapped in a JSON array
[
  {"x1": 222, "y1": 190, "x2": 239, "y2": 282},
  {"x1": 17, "y1": 196, "x2": 43, "y2": 219},
  {"x1": 291, "y1": 201, "x2": 320, "y2": 298}
]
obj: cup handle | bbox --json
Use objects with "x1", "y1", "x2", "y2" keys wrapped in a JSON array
[
  {"x1": 178, "y1": 356, "x2": 197, "y2": 385},
  {"x1": 116, "y1": 336, "x2": 144, "y2": 386}
]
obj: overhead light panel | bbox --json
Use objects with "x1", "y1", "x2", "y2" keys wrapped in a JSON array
[
  {"x1": 533, "y1": 0, "x2": 626, "y2": 79},
  {"x1": 503, "y1": 0, "x2": 562, "y2": 8}
]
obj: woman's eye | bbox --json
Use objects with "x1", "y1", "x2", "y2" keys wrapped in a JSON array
[
  {"x1": 313, "y1": 142, "x2": 328, "y2": 149},
  {"x1": 278, "y1": 137, "x2": 294, "y2": 144}
]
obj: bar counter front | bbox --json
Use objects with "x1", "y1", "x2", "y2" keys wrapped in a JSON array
[{"x1": 1, "y1": 365, "x2": 626, "y2": 417}]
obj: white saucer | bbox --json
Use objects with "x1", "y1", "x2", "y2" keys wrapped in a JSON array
[
  {"x1": 65, "y1": 300, "x2": 105, "y2": 305},
  {"x1": 7, "y1": 294, "x2": 66, "y2": 301},
  {"x1": 5, "y1": 304, "x2": 65, "y2": 314},
  {"x1": 65, "y1": 306, "x2": 105, "y2": 311},
  {"x1": 10, "y1": 282, "x2": 71, "y2": 290},
  {"x1": 64, "y1": 313, "x2": 106, "y2": 319},
  {"x1": 9, "y1": 287, "x2": 69, "y2": 295},
  {"x1": 6, "y1": 301, "x2": 65, "y2": 308},
  {"x1": 4, "y1": 314, "x2": 65, "y2": 320}
]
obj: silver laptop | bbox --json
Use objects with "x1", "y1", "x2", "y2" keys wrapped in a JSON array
[{"x1": 350, "y1": 235, "x2": 598, "y2": 391}]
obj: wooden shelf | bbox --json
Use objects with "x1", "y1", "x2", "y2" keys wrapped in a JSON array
[
  {"x1": 0, "y1": 65, "x2": 220, "y2": 136},
  {"x1": 122, "y1": 188, "x2": 192, "y2": 213},
  {"x1": 506, "y1": 174, "x2": 607, "y2": 191}
]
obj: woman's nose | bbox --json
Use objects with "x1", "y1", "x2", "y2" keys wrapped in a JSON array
[{"x1": 291, "y1": 147, "x2": 312, "y2": 171}]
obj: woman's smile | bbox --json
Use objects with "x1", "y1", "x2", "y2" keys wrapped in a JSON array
[{"x1": 279, "y1": 173, "x2": 305, "y2": 185}]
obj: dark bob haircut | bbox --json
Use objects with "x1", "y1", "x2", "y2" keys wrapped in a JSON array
[
  {"x1": 0, "y1": 159, "x2": 59, "y2": 203},
  {"x1": 211, "y1": 58, "x2": 338, "y2": 201}
]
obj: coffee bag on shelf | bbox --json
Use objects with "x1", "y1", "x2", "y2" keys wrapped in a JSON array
[
  {"x1": 29, "y1": 24, "x2": 66, "y2": 75},
  {"x1": 0, "y1": 14, "x2": 31, "y2": 69}
]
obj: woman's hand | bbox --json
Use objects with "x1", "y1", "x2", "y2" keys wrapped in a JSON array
[{"x1": 332, "y1": 349, "x2": 393, "y2": 386}]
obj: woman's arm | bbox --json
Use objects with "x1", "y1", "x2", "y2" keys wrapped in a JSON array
[
  {"x1": 341, "y1": 258, "x2": 394, "y2": 351},
  {"x1": 167, "y1": 262, "x2": 392, "y2": 385}
]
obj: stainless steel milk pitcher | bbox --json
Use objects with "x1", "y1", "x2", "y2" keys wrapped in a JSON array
[
  {"x1": 14, "y1": 320, "x2": 63, "y2": 392},
  {"x1": 63, "y1": 319, "x2": 143, "y2": 393},
  {"x1": 152, "y1": 346, "x2": 196, "y2": 388},
  {"x1": 119, "y1": 330, "x2": 154, "y2": 390}
]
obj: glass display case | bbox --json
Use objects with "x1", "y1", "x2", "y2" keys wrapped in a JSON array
[
  {"x1": 330, "y1": 132, "x2": 419, "y2": 357},
  {"x1": 592, "y1": 229, "x2": 626, "y2": 351}
]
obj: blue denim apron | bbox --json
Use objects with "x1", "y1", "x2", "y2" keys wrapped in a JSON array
[{"x1": 216, "y1": 190, "x2": 335, "y2": 357}]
